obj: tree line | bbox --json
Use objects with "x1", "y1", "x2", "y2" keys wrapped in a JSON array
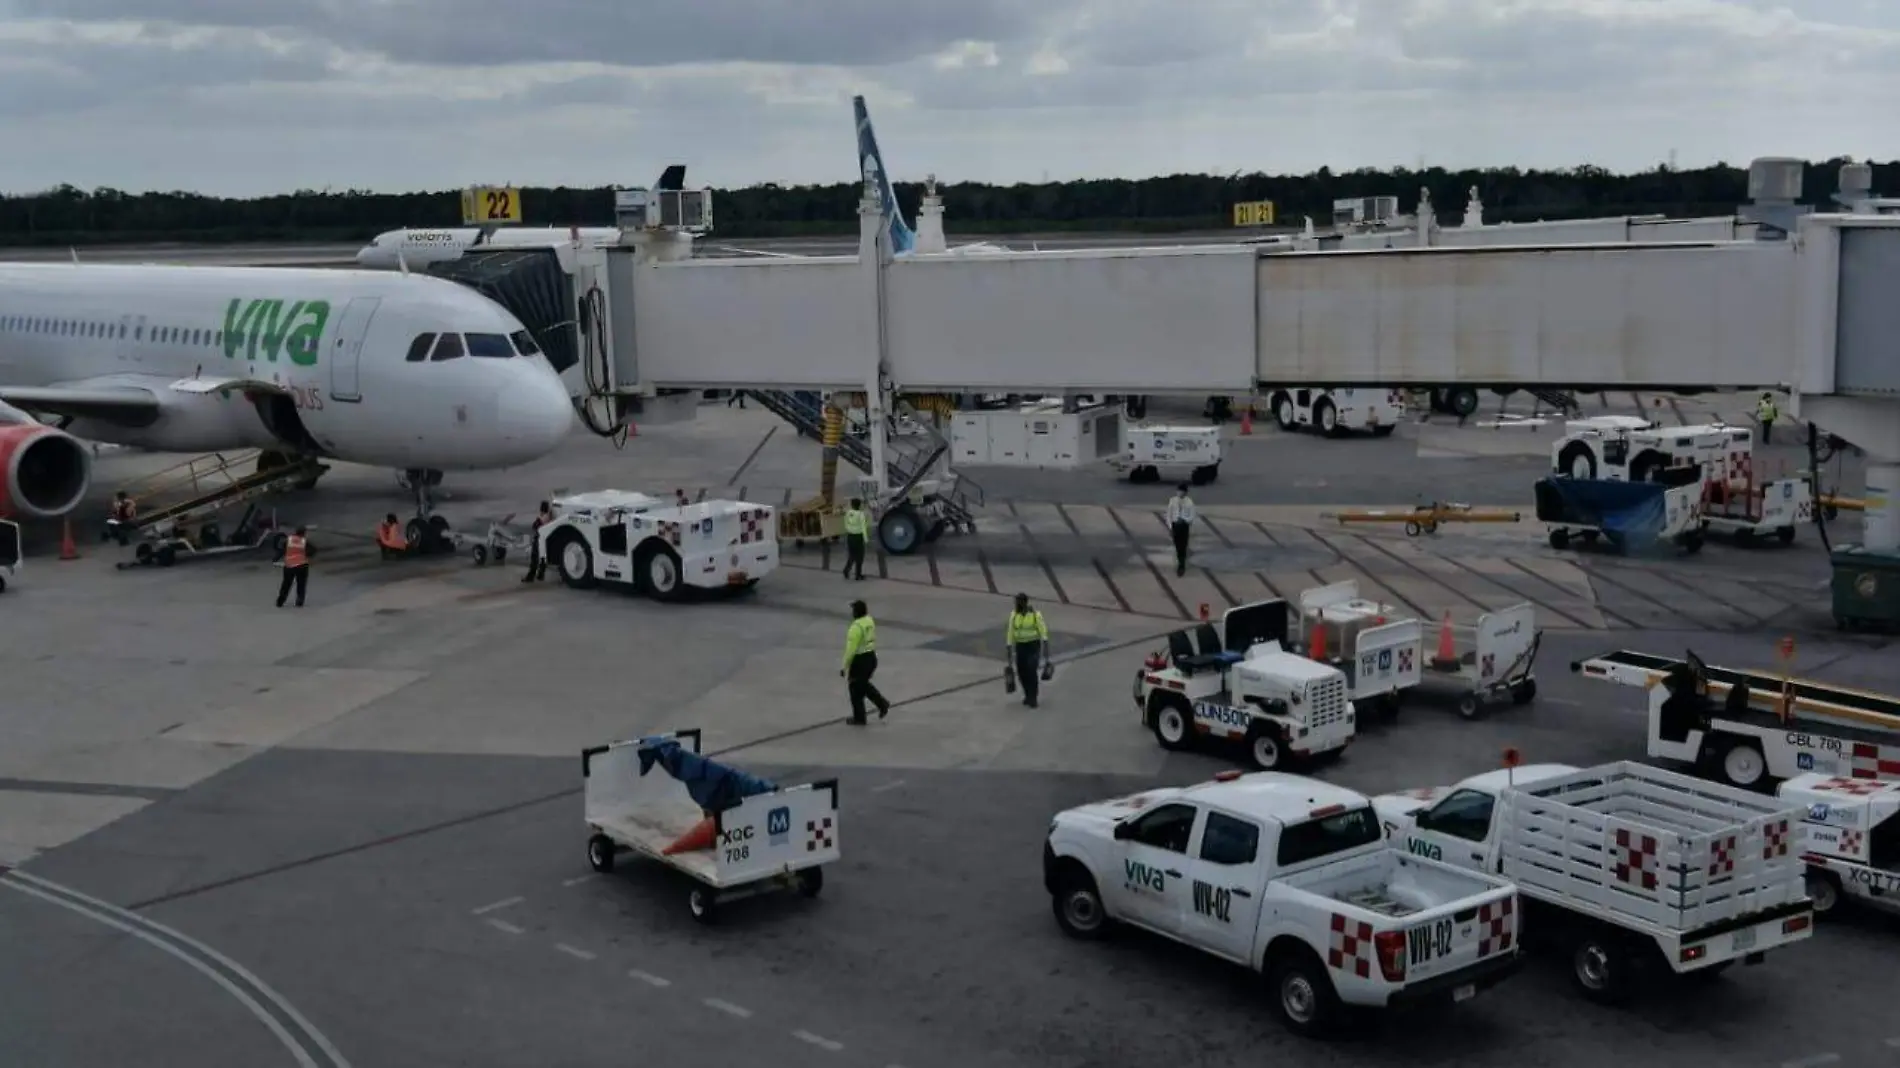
[{"x1": 0, "y1": 158, "x2": 1890, "y2": 247}]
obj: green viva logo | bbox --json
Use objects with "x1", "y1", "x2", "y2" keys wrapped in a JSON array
[{"x1": 222, "y1": 299, "x2": 330, "y2": 366}]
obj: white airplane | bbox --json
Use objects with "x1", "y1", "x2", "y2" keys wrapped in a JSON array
[
  {"x1": 355, "y1": 225, "x2": 623, "y2": 269},
  {"x1": 0, "y1": 262, "x2": 573, "y2": 527}
]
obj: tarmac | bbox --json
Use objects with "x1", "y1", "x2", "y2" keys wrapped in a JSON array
[{"x1": 1, "y1": 297, "x2": 1894, "y2": 1064}]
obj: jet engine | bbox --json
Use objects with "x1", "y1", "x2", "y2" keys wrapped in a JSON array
[{"x1": 0, "y1": 422, "x2": 92, "y2": 519}]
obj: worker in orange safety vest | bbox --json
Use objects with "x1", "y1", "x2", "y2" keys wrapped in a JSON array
[
  {"x1": 376, "y1": 514, "x2": 407, "y2": 559},
  {"x1": 276, "y1": 525, "x2": 313, "y2": 607}
]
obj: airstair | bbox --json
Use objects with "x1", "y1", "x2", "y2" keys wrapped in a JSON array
[
  {"x1": 111, "y1": 449, "x2": 327, "y2": 544},
  {"x1": 745, "y1": 389, "x2": 984, "y2": 545}
]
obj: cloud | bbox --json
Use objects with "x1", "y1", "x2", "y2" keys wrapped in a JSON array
[{"x1": 1, "y1": 0, "x2": 1896, "y2": 196}]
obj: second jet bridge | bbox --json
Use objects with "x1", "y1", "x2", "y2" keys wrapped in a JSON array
[{"x1": 578, "y1": 193, "x2": 1900, "y2": 408}]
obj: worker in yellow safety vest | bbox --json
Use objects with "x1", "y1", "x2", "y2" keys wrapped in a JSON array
[
  {"x1": 1756, "y1": 392, "x2": 1779, "y2": 444},
  {"x1": 276, "y1": 525, "x2": 312, "y2": 608},
  {"x1": 1006, "y1": 592, "x2": 1052, "y2": 708},
  {"x1": 841, "y1": 599, "x2": 890, "y2": 725},
  {"x1": 841, "y1": 497, "x2": 869, "y2": 581}
]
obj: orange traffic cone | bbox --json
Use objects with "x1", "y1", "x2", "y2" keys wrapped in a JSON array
[
  {"x1": 1431, "y1": 612, "x2": 1459, "y2": 670},
  {"x1": 662, "y1": 816, "x2": 716, "y2": 855},
  {"x1": 59, "y1": 519, "x2": 79, "y2": 561},
  {"x1": 1240, "y1": 407, "x2": 1253, "y2": 435}
]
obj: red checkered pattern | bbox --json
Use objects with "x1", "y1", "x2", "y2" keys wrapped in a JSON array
[
  {"x1": 658, "y1": 521, "x2": 681, "y2": 546},
  {"x1": 1812, "y1": 776, "x2": 1890, "y2": 796},
  {"x1": 1708, "y1": 834, "x2": 1737, "y2": 876},
  {"x1": 1613, "y1": 828, "x2": 1659, "y2": 890},
  {"x1": 1480, "y1": 653, "x2": 1495, "y2": 678},
  {"x1": 1837, "y1": 829, "x2": 1866, "y2": 857},
  {"x1": 737, "y1": 508, "x2": 769, "y2": 544},
  {"x1": 1397, "y1": 647, "x2": 1414, "y2": 673},
  {"x1": 1477, "y1": 897, "x2": 1513, "y2": 957},
  {"x1": 1848, "y1": 742, "x2": 1900, "y2": 780},
  {"x1": 1762, "y1": 818, "x2": 1790, "y2": 859},
  {"x1": 1327, "y1": 914, "x2": 1374, "y2": 978},
  {"x1": 806, "y1": 817, "x2": 834, "y2": 852}
]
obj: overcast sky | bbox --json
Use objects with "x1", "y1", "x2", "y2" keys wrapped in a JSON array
[{"x1": 1, "y1": 0, "x2": 1896, "y2": 197}]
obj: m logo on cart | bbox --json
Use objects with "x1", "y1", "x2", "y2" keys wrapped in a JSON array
[{"x1": 767, "y1": 806, "x2": 790, "y2": 846}]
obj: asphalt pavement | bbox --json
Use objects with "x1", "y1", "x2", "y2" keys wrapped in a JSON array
[{"x1": 1, "y1": 395, "x2": 1893, "y2": 1068}]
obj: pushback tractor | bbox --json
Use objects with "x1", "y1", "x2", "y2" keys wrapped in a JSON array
[
  {"x1": 1550, "y1": 418, "x2": 1810, "y2": 545},
  {"x1": 539, "y1": 490, "x2": 779, "y2": 601},
  {"x1": 1573, "y1": 648, "x2": 1900, "y2": 790}
]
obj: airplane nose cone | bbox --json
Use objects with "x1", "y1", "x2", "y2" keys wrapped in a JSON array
[
  {"x1": 354, "y1": 247, "x2": 376, "y2": 266},
  {"x1": 496, "y1": 367, "x2": 574, "y2": 457}
]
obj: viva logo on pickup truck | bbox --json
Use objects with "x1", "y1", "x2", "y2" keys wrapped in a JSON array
[
  {"x1": 1408, "y1": 918, "x2": 1455, "y2": 965},
  {"x1": 222, "y1": 298, "x2": 329, "y2": 366},
  {"x1": 1124, "y1": 859, "x2": 1166, "y2": 893},
  {"x1": 1405, "y1": 837, "x2": 1443, "y2": 862}
]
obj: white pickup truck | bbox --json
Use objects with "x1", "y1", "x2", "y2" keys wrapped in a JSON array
[
  {"x1": 1043, "y1": 770, "x2": 1522, "y2": 1038},
  {"x1": 1376, "y1": 760, "x2": 1815, "y2": 1005}
]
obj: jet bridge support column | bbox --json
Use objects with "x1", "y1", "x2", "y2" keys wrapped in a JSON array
[{"x1": 857, "y1": 179, "x2": 893, "y2": 502}]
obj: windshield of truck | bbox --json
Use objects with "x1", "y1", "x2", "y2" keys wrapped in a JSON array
[{"x1": 1276, "y1": 805, "x2": 1382, "y2": 867}]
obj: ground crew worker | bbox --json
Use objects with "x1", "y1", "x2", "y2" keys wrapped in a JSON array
[
  {"x1": 276, "y1": 525, "x2": 312, "y2": 607},
  {"x1": 842, "y1": 497, "x2": 869, "y2": 580},
  {"x1": 376, "y1": 513, "x2": 406, "y2": 559},
  {"x1": 1165, "y1": 484, "x2": 1196, "y2": 576},
  {"x1": 522, "y1": 500, "x2": 553, "y2": 583},
  {"x1": 1006, "y1": 592, "x2": 1051, "y2": 708},
  {"x1": 104, "y1": 491, "x2": 136, "y2": 544},
  {"x1": 1757, "y1": 392, "x2": 1778, "y2": 444},
  {"x1": 840, "y1": 599, "x2": 890, "y2": 725}
]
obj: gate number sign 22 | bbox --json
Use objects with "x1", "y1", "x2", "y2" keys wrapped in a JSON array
[{"x1": 485, "y1": 190, "x2": 512, "y2": 219}]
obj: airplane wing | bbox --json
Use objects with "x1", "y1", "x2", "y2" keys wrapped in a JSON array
[
  {"x1": 167, "y1": 374, "x2": 292, "y2": 397},
  {"x1": 0, "y1": 383, "x2": 161, "y2": 424}
]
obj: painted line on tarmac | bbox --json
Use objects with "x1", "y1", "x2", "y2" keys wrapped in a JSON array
[
  {"x1": 484, "y1": 919, "x2": 524, "y2": 935},
  {"x1": 554, "y1": 943, "x2": 596, "y2": 961},
  {"x1": 628, "y1": 969, "x2": 672, "y2": 987},
  {"x1": 118, "y1": 626, "x2": 1176, "y2": 911},
  {"x1": 792, "y1": 1030, "x2": 844, "y2": 1052},
  {"x1": 703, "y1": 998, "x2": 753, "y2": 1018},
  {"x1": 0, "y1": 869, "x2": 351, "y2": 1068},
  {"x1": 469, "y1": 896, "x2": 522, "y2": 915}
]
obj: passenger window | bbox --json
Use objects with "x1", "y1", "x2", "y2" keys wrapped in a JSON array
[
  {"x1": 1199, "y1": 811, "x2": 1261, "y2": 866},
  {"x1": 430, "y1": 333, "x2": 466, "y2": 361},
  {"x1": 405, "y1": 333, "x2": 437, "y2": 362},
  {"x1": 509, "y1": 329, "x2": 541, "y2": 356},
  {"x1": 465, "y1": 333, "x2": 514, "y2": 358},
  {"x1": 1416, "y1": 790, "x2": 1496, "y2": 843},
  {"x1": 1126, "y1": 803, "x2": 1197, "y2": 854}
]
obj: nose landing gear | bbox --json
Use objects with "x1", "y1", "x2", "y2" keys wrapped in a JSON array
[{"x1": 397, "y1": 468, "x2": 454, "y2": 553}]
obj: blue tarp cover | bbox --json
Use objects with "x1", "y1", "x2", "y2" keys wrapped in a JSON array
[
  {"x1": 636, "y1": 737, "x2": 778, "y2": 813},
  {"x1": 1534, "y1": 477, "x2": 1670, "y2": 540}
]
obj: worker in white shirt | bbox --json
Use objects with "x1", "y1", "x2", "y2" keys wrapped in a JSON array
[{"x1": 1165, "y1": 484, "x2": 1196, "y2": 576}]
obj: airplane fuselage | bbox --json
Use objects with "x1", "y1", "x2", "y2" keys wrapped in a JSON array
[{"x1": 0, "y1": 263, "x2": 573, "y2": 472}]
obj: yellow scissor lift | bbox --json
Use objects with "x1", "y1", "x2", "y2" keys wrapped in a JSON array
[{"x1": 109, "y1": 449, "x2": 328, "y2": 567}]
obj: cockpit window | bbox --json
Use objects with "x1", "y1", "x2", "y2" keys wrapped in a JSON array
[
  {"x1": 430, "y1": 333, "x2": 466, "y2": 362},
  {"x1": 509, "y1": 330, "x2": 542, "y2": 356},
  {"x1": 465, "y1": 333, "x2": 514, "y2": 358},
  {"x1": 405, "y1": 333, "x2": 436, "y2": 362}
]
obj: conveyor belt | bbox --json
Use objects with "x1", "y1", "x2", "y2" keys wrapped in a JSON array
[{"x1": 1574, "y1": 649, "x2": 1900, "y2": 722}]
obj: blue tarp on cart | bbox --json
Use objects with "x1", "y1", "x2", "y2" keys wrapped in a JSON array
[
  {"x1": 1534, "y1": 477, "x2": 1671, "y2": 542},
  {"x1": 636, "y1": 736, "x2": 779, "y2": 813}
]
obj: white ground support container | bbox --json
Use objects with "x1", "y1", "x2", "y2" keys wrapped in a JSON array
[
  {"x1": 1109, "y1": 425, "x2": 1223, "y2": 484},
  {"x1": 1551, "y1": 419, "x2": 1811, "y2": 544},
  {"x1": 949, "y1": 404, "x2": 1122, "y2": 469},
  {"x1": 1571, "y1": 649, "x2": 1900, "y2": 790},
  {"x1": 1419, "y1": 603, "x2": 1542, "y2": 720},
  {"x1": 1291, "y1": 580, "x2": 1424, "y2": 715},
  {"x1": 1782, "y1": 773, "x2": 1900, "y2": 918},
  {"x1": 1376, "y1": 761, "x2": 1815, "y2": 1005},
  {"x1": 582, "y1": 729, "x2": 840, "y2": 924},
  {"x1": 1266, "y1": 387, "x2": 1407, "y2": 437},
  {"x1": 539, "y1": 490, "x2": 779, "y2": 601},
  {"x1": 0, "y1": 518, "x2": 17, "y2": 593}
]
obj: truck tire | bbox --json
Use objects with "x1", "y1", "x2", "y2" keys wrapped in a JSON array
[
  {"x1": 1190, "y1": 463, "x2": 1218, "y2": 486},
  {"x1": 552, "y1": 532, "x2": 597, "y2": 589},
  {"x1": 587, "y1": 834, "x2": 616, "y2": 874},
  {"x1": 1315, "y1": 400, "x2": 1340, "y2": 437},
  {"x1": 879, "y1": 505, "x2": 922, "y2": 556},
  {"x1": 635, "y1": 541, "x2": 684, "y2": 601},
  {"x1": 1804, "y1": 870, "x2": 1841, "y2": 915},
  {"x1": 1267, "y1": 947, "x2": 1342, "y2": 1038},
  {"x1": 1274, "y1": 394, "x2": 1297, "y2": 431},
  {"x1": 1569, "y1": 930, "x2": 1636, "y2": 1005},
  {"x1": 1151, "y1": 695, "x2": 1191, "y2": 750},
  {"x1": 1247, "y1": 728, "x2": 1286, "y2": 771},
  {"x1": 1050, "y1": 866, "x2": 1110, "y2": 940},
  {"x1": 1711, "y1": 737, "x2": 1768, "y2": 790},
  {"x1": 1558, "y1": 442, "x2": 1597, "y2": 480},
  {"x1": 1445, "y1": 387, "x2": 1480, "y2": 418}
]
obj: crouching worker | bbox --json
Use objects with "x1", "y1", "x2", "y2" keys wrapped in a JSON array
[
  {"x1": 376, "y1": 514, "x2": 408, "y2": 559},
  {"x1": 103, "y1": 491, "x2": 137, "y2": 545}
]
